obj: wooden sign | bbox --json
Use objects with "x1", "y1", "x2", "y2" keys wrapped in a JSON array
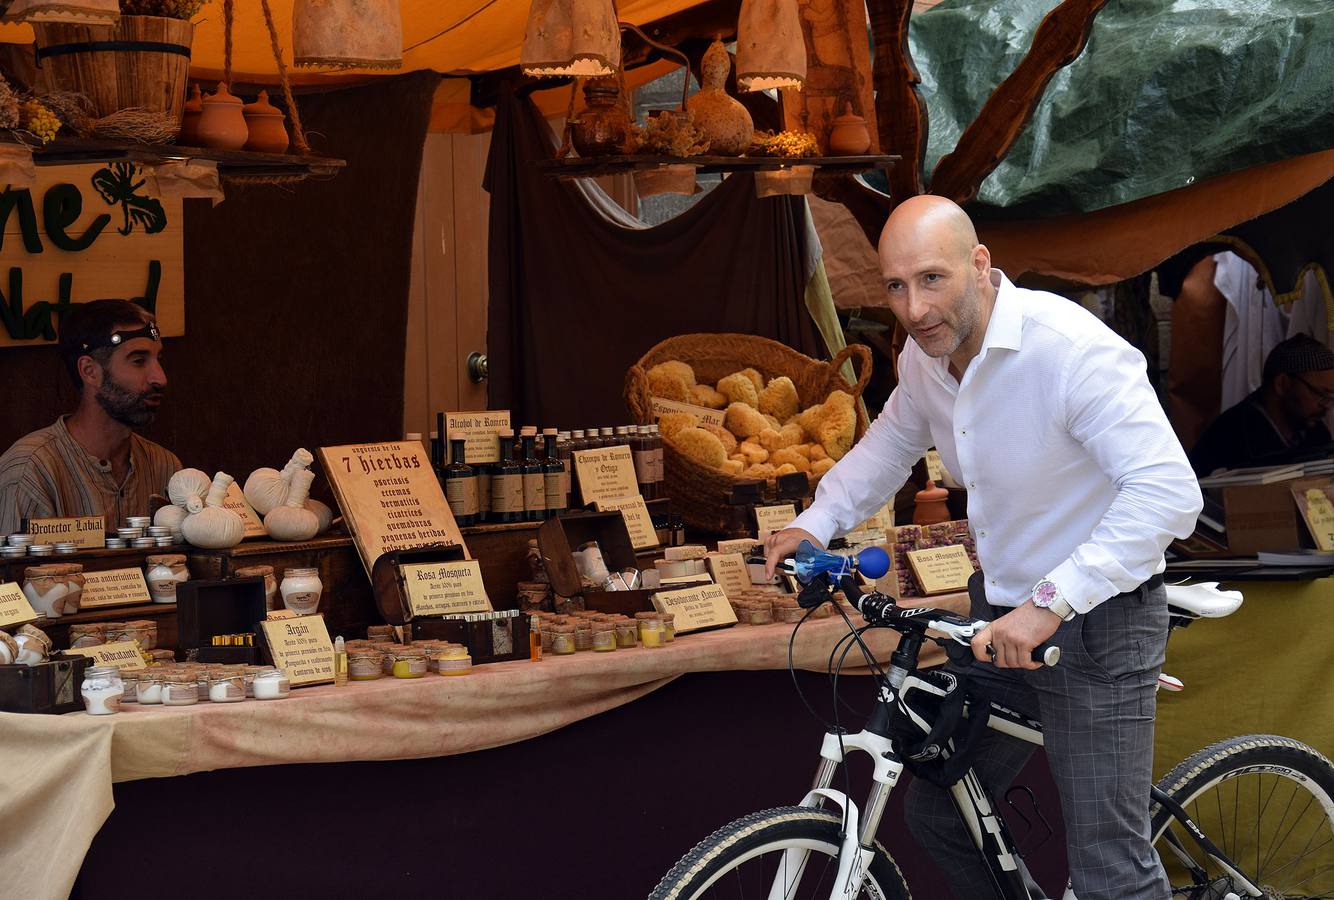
[
  {"x1": 653, "y1": 583, "x2": 737, "y2": 634},
  {"x1": 318, "y1": 441, "x2": 467, "y2": 577},
  {"x1": 906, "y1": 545, "x2": 975, "y2": 595},
  {"x1": 573, "y1": 444, "x2": 639, "y2": 506},
  {"x1": 445, "y1": 411, "x2": 512, "y2": 464},
  {"x1": 0, "y1": 164, "x2": 183, "y2": 349},
  {"x1": 266, "y1": 608, "x2": 298, "y2": 620},
  {"x1": 651, "y1": 397, "x2": 726, "y2": 429},
  {"x1": 925, "y1": 449, "x2": 945, "y2": 484},
  {"x1": 25, "y1": 516, "x2": 105, "y2": 549},
  {"x1": 223, "y1": 482, "x2": 267, "y2": 539},
  {"x1": 65, "y1": 640, "x2": 145, "y2": 671},
  {"x1": 260, "y1": 614, "x2": 336, "y2": 687},
  {"x1": 754, "y1": 504, "x2": 797, "y2": 540},
  {"x1": 717, "y1": 538, "x2": 760, "y2": 555},
  {"x1": 401, "y1": 559, "x2": 492, "y2": 616},
  {"x1": 0, "y1": 582, "x2": 38, "y2": 629},
  {"x1": 1295, "y1": 485, "x2": 1334, "y2": 551},
  {"x1": 706, "y1": 553, "x2": 752, "y2": 599},
  {"x1": 80, "y1": 568, "x2": 152, "y2": 610},
  {"x1": 594, "y1": 495, "x2": 658, "y2": 549}
]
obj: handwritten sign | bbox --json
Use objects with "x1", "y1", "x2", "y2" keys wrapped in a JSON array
[
  {"x1": 906, "y1": 544, "x2": 975, "y2": 595},
  {"x1": 80, "y1": 568, "x2": 152, "y2": 609},
  {"x1": 318, "y1": 441, "x2": 467, "y2": 577},
  {"x1": 0, "y1": 165, "x2": 183, "y2": 349},
  {"x1": 650, "y1": 397, "x2": 726, "y2": 429},
  {"x1": 65, "y1": 640, "x2": 145, "y2": 670},
  {"x1": 261, "y1": 614, "x2": 335, "y2": 687},
  {"x1": 573, "y1": 444, "x2": 640, "y2": 506},
  {"x1": 754, "y1": 504, "x2": 797, "y2": 540},
  {"x1": 0, "y1": 582, "x2": 38, "y2": 629},
  {"x1": 653, "y1": 583, "x2": 737, "y2": 634},
  {"x1": 401, "y1": 560, "x2": 492, "y2": 616},
  {"x1": 223, "y1": 482, "x2": 267, "y2": 538},
  {"x1": 1295, "y1": 485, "x2": 1334, "y2": 551},
  {"x1": 925, "y1": 449, "x2": 945, "y2": 483},
  {"x1": 594, "y1": 495, "x2": 658, "y2": 549},
  {"x1": 445, "y1": 411, "x2": 512, "y2": 465},
  {"x1": 706, "y1": 553, "x2": 752, "y2": 598},
  {"x1": 25, "y1": 516, "x2": 105, "y2": 548}
]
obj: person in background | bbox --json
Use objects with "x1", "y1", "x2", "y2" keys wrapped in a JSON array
[
  {"x1": 1189, "y1": 334, "x2": 1334, "y2": 476},
  {"x1": 0, "y1": 299, "x2": 179, "y2": 535}
]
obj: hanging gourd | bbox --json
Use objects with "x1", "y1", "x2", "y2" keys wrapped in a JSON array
[
  {"x1": 244, "y1": 448, "x2": 313, "y2": 516},
  {"x1": 264, "y1": 469, "x2": 320, "y2": 542},
  {"x1": 686, "y1": 40, "x2": 755, "y2": 156},
  {"x1": 182, "y1": 472, "x2": 245, "y2": 549}
]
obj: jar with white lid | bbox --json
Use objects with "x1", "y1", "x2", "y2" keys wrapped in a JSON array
[
  {"x1": 144, "y1": 554, "x2": 189, "y2": 604},
  {"x1": 279, "y1": 567, "x2": 322, "y2": 615},
  {"x1": 21, "y1": 565, "x2": 68, "y2": 619},
  {"x1": 80, "y1": 666, "x2": 124, "y2": 715}
]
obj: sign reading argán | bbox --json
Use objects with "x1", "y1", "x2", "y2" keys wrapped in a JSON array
[
  {"x1": 261, "y1": 614, "x2": 336, "y2": 687},
  {"x1": 318, "y1": 442, "x2": 467, "y2": 576}
]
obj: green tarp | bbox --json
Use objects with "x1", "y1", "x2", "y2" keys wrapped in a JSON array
[{"x1": 903, "y1": 0, "x2": 1334, "y2": 218}]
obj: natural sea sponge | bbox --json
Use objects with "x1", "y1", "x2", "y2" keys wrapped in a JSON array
[
  {"x1": 721, "y1": 458, "x2": 745, "y2": 475},
  {"x1": 717, "y1": 372, "x2": 760, "y2": 407},
  {"x1": 701, "y1": 423, "x2": 737, "y2": 455},
  {"x1": 808, "y1": 444, "x2": 828, "y2": 463},
  {"x1": 758, "y1": 376, "x2": 800, "y2": 421},
  {"x1": 724, "y1": 402, "x2": 768, "y2": 439},
  {"x1": 818, "y1": 391, "x2": 857, "y2": 460},
  {"x1": 737, "y1": 368, "x2": 764, "y2": 392},
  {"x1": 794, "y1": 404, "x2": 824, "y2": 442},
  {"x1": 648, "y1": 367, "x2": 690, "y2": 402},
  {"x1": 774, "y1": 463, "x2": 799, "y2": 476},
  {"x1": 669, "y1": 426, "x2": 727, "y2": 469},
  {"x1": 658, "y1": 412, "x2": 698, "y2": 439},
  {"x1": 810, "y1": 458, "x2": 836, "y2": 477},
  {"x1": 737, "y1": 441, "x2": 769, "y2": 465},
  {"x1": 689, "y1": 384, "x2": 728, "y2": 409},
  {"x1": 650, "y1": 360, "x2": 696, "y2": 388},
  {"x1": 742, "y1": 462, "x2": 776, "y2": 480},
  {"x1": 770, "y1": 448, "x2": 811, "y2": 472}
]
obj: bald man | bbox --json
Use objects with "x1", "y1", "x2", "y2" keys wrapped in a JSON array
[{"x1": 766, "y1": 197, "x2": 1201, "y2": 899}]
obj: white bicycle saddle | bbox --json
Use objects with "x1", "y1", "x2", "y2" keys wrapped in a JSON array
[{"x1": 1164, "y1": 581, "x2": 1244, "y2": 618}]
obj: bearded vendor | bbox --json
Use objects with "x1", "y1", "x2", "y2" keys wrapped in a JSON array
[{"x1": 0, "y1": 299, "x2": 179, "y2": 535}]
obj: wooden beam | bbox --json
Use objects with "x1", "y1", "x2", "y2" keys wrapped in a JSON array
[
  {"x1": 928, "y1": 0, "x2": 1109, "y2": 204},
  {"x1": 867, "y1": 0, "x2": 927, "y2": 205}
]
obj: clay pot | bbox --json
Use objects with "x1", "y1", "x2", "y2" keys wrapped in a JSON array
[
  {"x1": 242, "y1": 89, "x2": 289, "y2": 154},
  {"x1": 828, "y1": 101, "x2": 871, "y2": 156},
  {"x1": 196, "y1": 83, "x2": 248, "y2": 151},
  {"x1": 179, "y1": 83, "x2": 203, "y2": 146},
  {"x1": 912, "y1": 479, "x2": 951, "y2": 526},
  {"x1": 570, "y1": 77, "x2": 632, "y2": 157},
  {"x1": 686, "y1": 39, "x2": 754, "y2": 156}
]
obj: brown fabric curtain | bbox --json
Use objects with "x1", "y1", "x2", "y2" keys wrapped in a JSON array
[{"x1": 484, "y1": 90, "x2": 824, "y2": 428}]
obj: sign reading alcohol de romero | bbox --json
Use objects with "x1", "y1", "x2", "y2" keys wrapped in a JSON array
[{"x1": 319, "y1": 442, "x2": 468, "y2": 576}]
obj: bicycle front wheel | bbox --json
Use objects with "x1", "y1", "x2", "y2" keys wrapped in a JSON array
[
  {"x1": 649, "y1": 805, "x2": 910, "y2": 900},
  {"x1": 1150, "y1": 734, "x2": 1334, "y2": 899}
]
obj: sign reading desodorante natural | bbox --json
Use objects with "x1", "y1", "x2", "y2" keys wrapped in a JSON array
[
  {"x1": 318, "y1": 442, "x2": 467, "y2": 575},
  {"x1": 25, "y1": 516, "x2": 106, "y2": 549},
  {"x1": 0, "y1": 582, "x2": 38, "y2": 629},
  {"x1": 573, "y1": 444, "x2": 640, "y2": 506},
  {"x1": 652, "y1": 583, "x2": 737, "y2": 634},
  {"x1": 593, "y1": 495, "x2": 658, "y2": 549},
  {"x1": 223, "y1": 482, "x2": 267, "y2": 538},
  {"x1": 0, "y1": 164, "x2": 184, "y2": 349},
  {"x1": 651, "y1": 397, "x2": 727, "y2": 429},
  {"x1": 706, "y1": 553, "x2": 752, "y2": 599},
  {"x1": 754, "y1": 504, "x2": 797, "y2": 540},
  {"x1": 445, "y1": 411, "x2": 512, "y2": 464},
  {"x1": 906, "y1": 544, "x2": 975, "y2": 595},
  {"x1": 66, "y1": 641, "x2": 145, "y2": 671},
  {"x1": 80, "y1": 568, "x2": 152, "y2": 609},
  {"x1": 260, "y1": 614, "x2": 336, "y2": 687},
  {"x1": 401, "y1": 559, "x2": 492, "y2": 616}
]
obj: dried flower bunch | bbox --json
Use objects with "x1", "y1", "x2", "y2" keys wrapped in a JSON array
[
  {"x1": 632, "y1": 110, "x2": 709, "y2": 157},
  {"x1": 19, "y1": 100, "x2": 61, "y2": 143},
  {"x1": 749, "y1": 129, "x2": 820, "y2": 159},
  {"x1": 120, "y1": 0, "x2": 208, "y2": 19},
  {"x1": 0, "y1": 78, "x2": 19, "y2": 130}
]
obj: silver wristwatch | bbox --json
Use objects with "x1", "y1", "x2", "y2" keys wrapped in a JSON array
[{"x1": 1030, "y1": 578, "x2": 1076, "y2": 621}]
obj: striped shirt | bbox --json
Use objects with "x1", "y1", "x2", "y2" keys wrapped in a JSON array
[{"x1": 0, "y1": 417, "x2": 181, "y2": 536}]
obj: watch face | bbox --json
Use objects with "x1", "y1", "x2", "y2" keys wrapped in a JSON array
[{"x1": 1033, "y1": 580, "x2": 1058, "y2": 607}]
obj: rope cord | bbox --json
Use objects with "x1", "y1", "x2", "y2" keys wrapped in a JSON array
[{"x1": 258, "y1": 0, "x2": 311, "y2": 155}]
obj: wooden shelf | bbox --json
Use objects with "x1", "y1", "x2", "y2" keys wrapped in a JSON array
[{"x1": 536, "y1": 153, "x2": 898, "y2": 179}]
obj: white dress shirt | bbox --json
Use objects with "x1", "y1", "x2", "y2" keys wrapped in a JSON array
[{"x1": 790, "y1": 270, "x2": 1203, "y2": 613}]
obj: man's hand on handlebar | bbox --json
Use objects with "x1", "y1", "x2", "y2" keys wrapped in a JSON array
[
  {"x1": 763, "y1": 527, "x2": 822, "y2": 580},
  {"x1": 971, "y1": 601, "x2": 1062, "y2": 670}
]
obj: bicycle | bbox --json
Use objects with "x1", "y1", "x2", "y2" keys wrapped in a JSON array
[{"x1": 649, "y1": 552, "x2": 1334, "y2": 900}]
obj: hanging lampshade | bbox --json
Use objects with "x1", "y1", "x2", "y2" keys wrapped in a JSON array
[
  {"x1": 735, "y1": 0, "x2": 806, "y2": 92},
  {"x1": 292, "y1": 0, "x2": 403, "y2": 70},
  {"x1": 520, "y1": 0, "x2": 621, "y2": 78},
  {"x1": 1, "y1": 0, "x2": 118, "y2": 26}
]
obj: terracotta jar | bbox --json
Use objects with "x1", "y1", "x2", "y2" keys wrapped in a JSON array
[
  {"x1": 196, "y1": 83, "x2": 249, "y2": 151},
  {"x1": 180, "y1": 84, "x2": 204, "y2": 146},
  {"x1": 571, "y1": 77, "x2": 632, "y2": 157},
  {"x1": 828, "y1": 101, "x2": 871, "y2": 156},
  {"x1": 242, "y1": 90, "x2": 289, "y2": 154},
  {"x1": 912, "y1": 479, "x2": 951, "y2": 526}
]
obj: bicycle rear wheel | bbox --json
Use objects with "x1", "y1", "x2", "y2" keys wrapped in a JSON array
[
  {"x1": 1150, "y1": 734, "x2": 1334, "y2": 899},
  {"x1": 649, "y1": 806, "x2": 910, "y2": 900}
]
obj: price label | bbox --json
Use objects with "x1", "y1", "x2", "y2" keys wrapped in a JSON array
[
  {"x1": 223, "y1": 482, "x2": 267, "y2": 538},
  {"x1": 573, "y1": 445, "x2": 640, "y2": 506},
  {"x1": 594, "y1": 495, "x2": 658, "y2": 549},
  {"x1": 65, "y1": 640, "x2": 145, "y2": 670},
  {"x1": 652, "y1": 583, "x2": 737, "y2": 634},
  {"x1": 25, "y1": 516, "x2": 105, "y2": 549},
  {"x1": 650, "y1": 397, "x2": 726, "y2": 429},
  {"x1": 906, "y1": 544, "x2": 974, "y2": 595},
  {"x1": 401, "y1": 560, "x2": 492, "y2": 616},
  {"x1": 0, "y1": 582, "x2": 38, "y2": 629},
  {"x1": 80, "y1": 568, "x2": 153, "y2": 610},
  {"x1": 754, "y1": 504, "x2": 797, "y2": 540},
  {"x1": 261, "y1": 614, "x2": 336, "y2": 687},
  {"x1": 445, "y1": 411, "x2": 512, "y2": 464},
  {"x1": 706, "y1": 553, "x2": 752, "y2": 599}
]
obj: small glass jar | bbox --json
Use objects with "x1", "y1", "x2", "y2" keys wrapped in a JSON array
[
  {"x1": 162, "y1": 673, "x2": 199, "y2": 706},
  {"x1": 122, "y1": 621, "x2": 156, "y2": 651},
  {"x1": 144, "y1": 554, "x2": 189, "y2": 604},
  {"x1": 348, "y1": 650, "x2": 384, "y2": 681},
  {"x1": 613, "y1": 618, "x2": 639, "y2": 649},
  {"x1": 390, "y1": 647, "x2": 428, "y2": 679},
  {"x1": 21, "y1": 565, "x2": 67, "y2": 619},
  {"x1": 371, "y1": 643, "x2": 399, "y2": 675},
  {"x1": 117, "y1": 668, "x2": 140, "y2": 703},
  {"x1": 253, "y1": 669, "x2": 291, "y2": 699},
  {"x1": 435, "y1": 647, "x2": 472, "y2": 676},
  {"x1": 592, "y1": 624, "x2": 616, "y2": 652},
  {"x1": 748, "y1": 605, "x2": 774, "y2": 626},
  {"x1": 636, "y1": 613, "x2": 665, "y2": 648},
  {"x1": 208, "y1": 673, "x2": 246, "y2": 703},
  {"x1": 69, "y1": 623, "x2": 108, "y2": 649},
  {"x1": 194, "y1": 668, "x2": 213, "y2": 701},
  {"x1": 234, "y1": 564, "x2": 278, "y2": 611},
  {"x1": 539, "y1": 626, "x2": 554, "y2": 654},
  {"x1": 659, "y1": 612, "x2": 676, "y2": 642},
  {"x1": 136, "y1": 670, "x2": 164, "y2": 704},
  {"x1": 549, "y1": 624, "x2": 576, "y2": 655},
  {"x1": 81, "y1": 665, "x2": 124, "y2": 715},
  {"x1": 573, "y1": 623, "x2": 594, "y2": 653},
  {"x1": 280, "y1": 567, "x2": 323, "y2": 615}
]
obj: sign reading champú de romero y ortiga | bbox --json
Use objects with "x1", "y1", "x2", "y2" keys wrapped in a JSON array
[{"x1": 0, "y1": 163, "x2": 183, "y2": 348}]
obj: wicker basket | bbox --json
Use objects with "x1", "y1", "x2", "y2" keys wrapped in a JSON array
[{"x1": 624, "y1": 333, "x2": 872, "y2": 534}]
